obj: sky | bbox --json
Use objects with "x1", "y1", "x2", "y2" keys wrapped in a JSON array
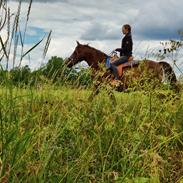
[{"x1": 1, "y1": 0, "x2": 183, "y2": 74}]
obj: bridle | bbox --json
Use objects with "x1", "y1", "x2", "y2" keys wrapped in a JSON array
[{"x1": 109, "y1": 50, "x2": 118, "y2": 57}]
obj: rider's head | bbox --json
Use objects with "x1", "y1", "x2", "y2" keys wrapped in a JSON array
[{"x1": 122, "y1": 24, "x2": 131, "y2": 35}]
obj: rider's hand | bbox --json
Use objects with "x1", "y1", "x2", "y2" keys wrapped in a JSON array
[{"x1": 115, "y1": 48, "x2": 120, "y2": 52}]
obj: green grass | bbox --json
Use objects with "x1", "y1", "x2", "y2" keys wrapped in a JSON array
[
  {"x1": 0, "y1": 0, "x2": 182, "y2": 182},
  {"x1": 0, "y1": 85, "x2": 182, "y2": 182}
]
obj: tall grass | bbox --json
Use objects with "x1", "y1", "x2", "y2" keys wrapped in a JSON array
[{"x1": 0, "y1": 85, "x2": 182, "y2": 182}]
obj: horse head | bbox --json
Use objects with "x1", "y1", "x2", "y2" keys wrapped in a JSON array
[{"x1": 66, "y1": 41, "x2": 86, "y2": 68}]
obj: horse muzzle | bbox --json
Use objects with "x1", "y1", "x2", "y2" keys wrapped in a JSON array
[{"x1": 65, "y1": 57, "x2": 73, "y2": 67}]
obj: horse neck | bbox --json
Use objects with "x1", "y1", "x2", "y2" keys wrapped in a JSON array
[{"x1": 84, "y1": 48, "x2": 107, "y2": 69}]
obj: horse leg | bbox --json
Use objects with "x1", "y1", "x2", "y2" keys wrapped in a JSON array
[
  {"x1": 88, "y1": 80, "x2": 117, "y2": 106},
  {"x1": 107, "y1": 89, "x2": 117, "y2": 106},
  {"x1": 88, "y1": 83, "x2": 101, "y2": 101},
  {"x1": 159, "y1": 62, "x2": 179, "y2": 91}
]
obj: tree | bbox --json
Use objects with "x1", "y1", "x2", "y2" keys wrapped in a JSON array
[
  {"x1": 10, "y1": 65, "x2": 31, "y2": 86},
  {"x1": 42, "y1": 56, "x2": 65, "y2": 80}
]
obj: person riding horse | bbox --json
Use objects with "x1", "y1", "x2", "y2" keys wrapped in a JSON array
[
  {"x1": 111, "y1": 24, "x2": 133, "y2": 80},
  {"x1": 66, "y1": 38, "x2": 177, "y2": 94}
]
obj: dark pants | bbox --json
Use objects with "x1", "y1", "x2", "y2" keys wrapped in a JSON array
[{"x1": 110, "y1": 56, "x2": 128, "y2": 79}]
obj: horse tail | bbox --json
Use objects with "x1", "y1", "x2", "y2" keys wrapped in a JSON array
[{"x1": 159, "y1": 61, "x2": 177, "y2": 84}]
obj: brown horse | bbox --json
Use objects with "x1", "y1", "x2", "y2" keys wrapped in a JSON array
[{"x1": 66, "y1": 41, "x2": 177, "y2": 100}]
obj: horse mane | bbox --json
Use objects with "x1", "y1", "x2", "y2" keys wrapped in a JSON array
[{"x1": 83, "y1": 44, "x2": 108, "y2": 57}]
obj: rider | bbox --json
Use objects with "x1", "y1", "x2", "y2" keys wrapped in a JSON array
[{"x1": 110, "y1": 24, "x2": 133, "y2": 80}]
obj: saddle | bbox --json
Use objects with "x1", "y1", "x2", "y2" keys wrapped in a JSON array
[{"x1": 110, "y1": 55, "x2": 138, "y2": 77}]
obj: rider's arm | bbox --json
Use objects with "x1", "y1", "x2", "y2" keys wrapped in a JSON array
[
  {"x1": 115, "y1": 48, "x2": 122, "y2": 52},
  {"x1": 115, "y1": 35, "x2": 133, "y2": 55}
]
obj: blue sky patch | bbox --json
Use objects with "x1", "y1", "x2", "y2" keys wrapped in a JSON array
[{"x1": 24, "y1": 26, "x2": 47, "y2": 45}]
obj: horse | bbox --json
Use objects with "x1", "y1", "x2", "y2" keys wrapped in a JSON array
[{"x1": 65, "y1": 41, "x2": 177, "y2": 101}]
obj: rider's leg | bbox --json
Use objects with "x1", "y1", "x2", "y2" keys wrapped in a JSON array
[
  {"x1": 110, "y1": 64, "x2": 118, "y2": 79},
  {"x1": 110, "y1": 56, "x2": 128, "y2": 79}
]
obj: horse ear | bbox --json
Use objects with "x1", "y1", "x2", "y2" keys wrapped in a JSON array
[{"x1": 76, "y1": 40, "x2": 80, "y2": 45}]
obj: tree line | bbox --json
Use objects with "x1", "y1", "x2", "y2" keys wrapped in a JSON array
[{"x1": 0, "y1": 56, "x2": 93, "y2": 88}]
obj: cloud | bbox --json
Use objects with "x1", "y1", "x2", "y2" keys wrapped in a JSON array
[
  {"x1": 8, "y1": 0, "x2": 183, "y2": 41},
  {"x1": 80, "y1": 23, "x2": 120, "y2": 40},
  {"x1": 74, "y1": 0, "x2": 183, "y2": 41},
  {"x1": 133, "y1": 0, "x2": 183, "y2": 40},
  {"x1": 9, "y1": 0, "x2": 68, "y2": 2}
]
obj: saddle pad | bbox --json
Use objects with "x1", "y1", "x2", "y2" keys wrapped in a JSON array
[{"x1": 117, "y1": 60, "x2": 140, "y2": 77}]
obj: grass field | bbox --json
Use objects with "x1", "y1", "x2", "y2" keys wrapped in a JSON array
[
  {"x1": 0, "y1": 0, "x2": 183, "y2": 182},
  {"x1": 0, "y1": 84, "x2": 182, "y2": 183}
]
